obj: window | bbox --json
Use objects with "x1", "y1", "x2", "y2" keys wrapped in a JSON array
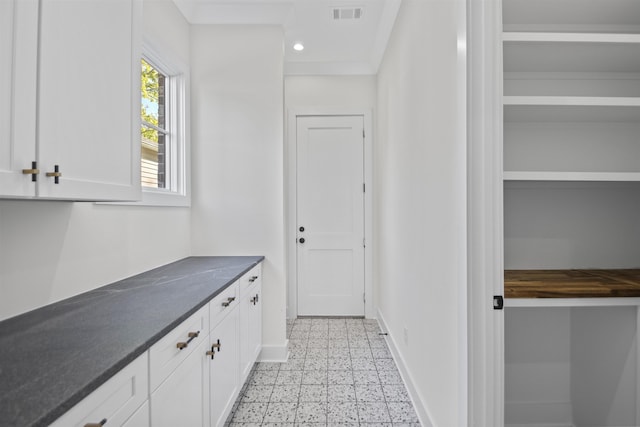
[
  {"x1": 141, "y1": 58, "x2": 167, "y2": 189},
  {"x1": 136, "y1": 42, "x2": 189, "y2": 206}
]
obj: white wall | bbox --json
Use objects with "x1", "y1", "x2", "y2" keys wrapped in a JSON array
[
  {"x1": 285, "y1": 75, "x2": 376, "y2": 110},
  {"x1": 375, "y1": 0, "x2": 467, "y2": 425},
  {"x1": 0, "y1": 0, "x2": 191, "y2": 322},
  {"x1": 143, "y1": 0, "x2": 190, "y2": 67},
  {"x1": 570, "y1": 306, "x2": 638, "y2": 427},
  {"x1": 505, "y1": 183, "x2": 640, "y2": 269},
  {"x1": 505, "y1": 307, "x2": 573, "y2": 426},
  {"x1": 189, "y1": 25, "x2": 287, "y2": 359}
]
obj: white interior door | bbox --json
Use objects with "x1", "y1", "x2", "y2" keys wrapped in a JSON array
[{"x1": 296, "y1": 115, "x2": 365, "y2": 316}]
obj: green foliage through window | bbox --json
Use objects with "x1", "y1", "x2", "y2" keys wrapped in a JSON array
[
  {"x1": 141, "y1": 59, "x2": 163, "y2": 141},
  {"x1": 140, "y1": 58, "x2": 167, "y2": 189}
]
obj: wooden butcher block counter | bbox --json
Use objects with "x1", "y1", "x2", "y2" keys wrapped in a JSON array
[{"x1": 505, "y1": 269, "x2": 640, "y2": 299}]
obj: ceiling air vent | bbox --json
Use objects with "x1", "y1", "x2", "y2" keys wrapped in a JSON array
[{"x1": 332, "y1": 7, "x2": 363, "y2": 21}]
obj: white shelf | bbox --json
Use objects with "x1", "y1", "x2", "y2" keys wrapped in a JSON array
[
  {"x1": 504, "y1": 102, "x2": 640, "y2": 125},
  {"x1": 503, "y1": 32, "x2": 640, "y2": 43},
  {"x1": 503, "y1": 0, "x2": 640, "y2": 34},
  {"x1": 503, "y1": 37, "x2": 640, "y2": 78},
  {"x1": 504, "y1": 172, "x2": 640, "y2": 182},
  {"x1": 504, "y1": 96, "x2": 640, "y2": 106},
  {"x1": 505, "y1": 297, "x2": 640, "y2": 308}
]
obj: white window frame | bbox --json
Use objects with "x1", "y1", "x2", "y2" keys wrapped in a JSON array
[{"x1": 116, "y1": 38, "x2": 190, "y2": 207}]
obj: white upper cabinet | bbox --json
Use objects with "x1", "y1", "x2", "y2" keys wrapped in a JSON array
[
  {"x1": 0, "y1": 0, "x2": 38, "y2": 197},
  {"x1": 0, "y1": 0, "x2": 142, "y2": 201}
]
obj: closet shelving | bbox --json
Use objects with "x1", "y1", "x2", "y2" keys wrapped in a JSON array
[
  {"x1": 501, "y1": 1, "x2": 640, "y2": 426},
  {"x1": 503, "y1": 31, "x2": 640, "y2": 185}
]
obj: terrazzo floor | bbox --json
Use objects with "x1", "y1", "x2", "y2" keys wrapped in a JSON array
[{"x1": 225, "y1": 317, "x2": 421, "y2": 426}]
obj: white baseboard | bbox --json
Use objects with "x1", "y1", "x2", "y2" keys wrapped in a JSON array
[
  {"x1": 377, "y1": 309, "x2": 434, "y2": 427},
  {"x1": 257, "y1": 340, "x2": 289, "y2": 363}
]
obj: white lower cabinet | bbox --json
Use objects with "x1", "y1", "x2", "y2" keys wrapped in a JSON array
[
  {"x1": 209, "y1": 305, "x2": 240, "y2": 427},
  {"x1": 51, "y1": 268, "x2": 263, "y2": 427},
  {"x1": 247, "y1": 284, "x2": 262, "y2": 374},
  {"x1": 239, "y1": 265, "x2": 263, "y2": 384},
  {"x1": 49, "y1": 353, "x2": 149, "y2": 427},
  {"x1": 148, "y1": 278, "x2": 254, "y2": 427},
  {"x1": 151, "y1": 338, "x2": 210, "y2": 427},
  {"x1": 123, "y1": 402, "x2": 149, "y2": 427},
  {"x1": 149, "y1": 305, "x2": 209, "y2": 392}
]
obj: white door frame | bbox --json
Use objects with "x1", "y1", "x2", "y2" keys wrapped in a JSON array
[
  {"x1": 467, "y1": 0, "x2": 504, "y2": 425},
  {"x1": 286, "y1": 108, "x2": 374, "y2": 319}
]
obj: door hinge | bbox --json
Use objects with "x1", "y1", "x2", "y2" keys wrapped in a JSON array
[
  {"x1": 363, "y1": 293, "x2": 366, "y2": 303},
  {"x1": 363, "y1": 238, "x2": 366, "y2": 248},
  {"x1": 362, "y1": 129, "x2": 365, "y2": 138},
  {"x1": 493, "y1": 295, "x2": 504, "y2": 310},
  {"x1": 363, "y1": 183, "x2": 365, "y2": 193}
]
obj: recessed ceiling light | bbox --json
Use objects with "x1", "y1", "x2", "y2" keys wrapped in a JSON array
[{"x1": 293, "y1": 42, "x2": 304, "y2": 51}]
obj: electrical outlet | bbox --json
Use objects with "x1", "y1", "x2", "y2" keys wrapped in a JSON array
[{"x1": 403, "y1": 326, "x2": 409, "y2": 346}]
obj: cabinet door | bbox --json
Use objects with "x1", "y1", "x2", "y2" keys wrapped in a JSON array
[
  {"x1": 0, "y1": 0, "x2": 38, "y2": 197},
  {"x1": 248, "y1": 283, "x2": 262, "y2": 365},
  {"x1": 36, "y1": 0, "x2": 141, "y2": 201},
  {"x1": 209, "y1": 307, "x2": 240, "y2": 427},
  {"x1": 122, "y1": 401, "x2": 149, "y2": 427},
  {"x1": 151, "y1": 338, "x2": 210, "y2": 427},
  {"x1": 240, "y1": 282, "x2": 262, "y2": 384},
  {"x1": 239, "y1": 285, "x2": 252, "y2": 384}
]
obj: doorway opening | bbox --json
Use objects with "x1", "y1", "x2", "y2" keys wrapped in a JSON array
[{"x1": 286, "y1": 111, "x2": 373, "y2": 319}]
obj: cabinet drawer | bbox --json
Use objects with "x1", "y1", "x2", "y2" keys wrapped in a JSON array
[
  {"x1": 210, "y1": 281, "x2": 239, "y2": 331},
  {"x1": 123, "y1": 401, "x2": 149, "y2": 427},
  {"x1": 239, "y1": 264, "x2": 262, "y2": 298},
  {"x1": 49, "y1": 352, "x2": 148, "y2": 427},
  {"x1": 149, "y1": 305, "x2": 209, "y2": 392}
]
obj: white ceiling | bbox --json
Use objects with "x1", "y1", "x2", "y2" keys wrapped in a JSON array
[{"x1": 172, "y1": 0, "x2": 402, "y2": 75}]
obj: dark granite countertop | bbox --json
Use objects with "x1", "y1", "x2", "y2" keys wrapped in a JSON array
[{"x1": 0, "y1": 256, "x2": 264, "y2": 427}]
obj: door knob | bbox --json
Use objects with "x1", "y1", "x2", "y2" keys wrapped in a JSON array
[
  {"x1": 299, "y1": 238, "x2": 305, "y2": 244},
  {"x1": 299, "y1": 226, "x2": 305, "y2": 232}
]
